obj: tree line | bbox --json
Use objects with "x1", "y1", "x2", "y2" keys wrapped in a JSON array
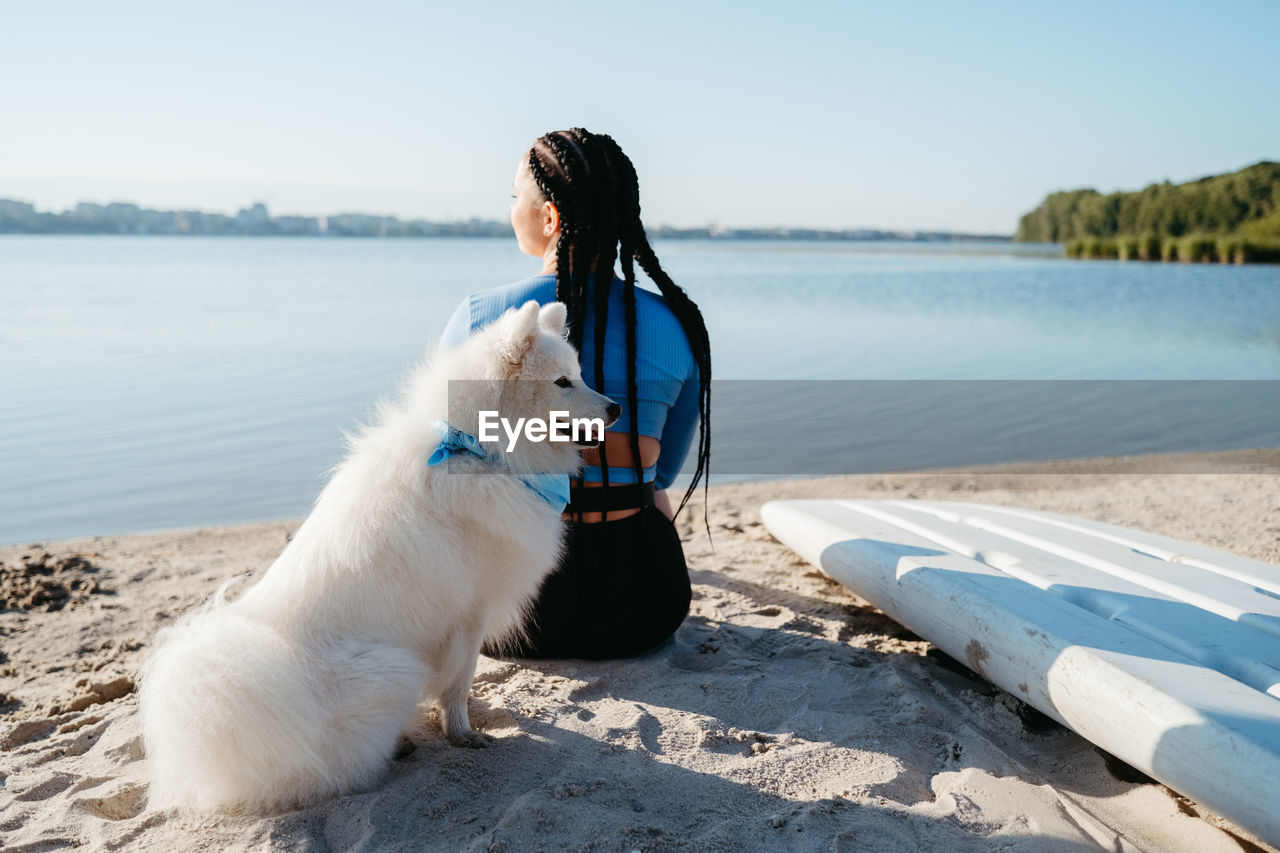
[{"x1": 1015, "y1": 161, "x2": 1280, "y2": 263}]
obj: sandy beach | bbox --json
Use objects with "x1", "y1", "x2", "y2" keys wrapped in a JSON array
[{"x1": 2, "y1": 448, "x2": 1278, "y2": 852}]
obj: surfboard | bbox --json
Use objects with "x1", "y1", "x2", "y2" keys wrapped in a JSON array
[{"x1": 760, "y1": 498, "x2": 1280, "y2": 846}]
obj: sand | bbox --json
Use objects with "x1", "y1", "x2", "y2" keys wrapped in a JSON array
[{"x1": 2, "y1": 448, "x2": 1278, "y2": 852}]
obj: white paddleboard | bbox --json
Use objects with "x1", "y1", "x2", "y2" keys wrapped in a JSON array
[{"x1": 761, "y1": 498, "x2": 1280, "y2": 846}]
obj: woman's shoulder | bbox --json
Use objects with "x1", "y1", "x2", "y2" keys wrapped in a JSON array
[
  {"x1": 629, "y1": 282, "x2": 697, "y2": 369},
  {"x1": 459, "y1": 274, "x2": 559, "y2": 331}
]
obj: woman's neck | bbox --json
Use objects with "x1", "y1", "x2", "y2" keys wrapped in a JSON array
[{"x1": 539, "y1": 267, "x2": 618, "y2": 282}]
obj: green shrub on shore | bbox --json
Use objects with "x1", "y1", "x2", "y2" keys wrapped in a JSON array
[
  {"x1": 1116, "y1": 235, "x2": 1141, "y2": 261},
  {"x1": 1137, "y1": 234, "x2": 1162, "y2": 261},
  {"x1": 1177, "y1": 234, "x2": 1218, "y2": 263},
  {"x1": 1061, "y1": 232, "x2": 1280, "y2": 263},
  {"x1": 1065, "y1": 237, "x2": 1121, "y2": 259},
  {"x1": 1217, "y1": 236, "x2": 1243, "y2": 264},
  {"x1": 1238, "y1": 239, "x2": 1280, "y2": 263}
]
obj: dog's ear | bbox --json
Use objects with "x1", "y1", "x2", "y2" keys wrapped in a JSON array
[
  {"x1": 497, "y1": 300, "x2": 541, "y2": 366},
  {"x1": 538, "y1": 302, "x2": 568, "y2": 338}
]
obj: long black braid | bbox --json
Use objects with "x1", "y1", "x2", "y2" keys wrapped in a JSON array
[
  {"x1": 531, "y1": 132, "x2": 610, "y2": 514},
  {"x1": 526, "y1": 128, "x2": 713, "y2": 533}
]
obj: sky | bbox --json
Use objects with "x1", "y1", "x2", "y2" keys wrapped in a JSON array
[{"x1": 2, "y1": 0, "x2": 1277, "y2": 234}]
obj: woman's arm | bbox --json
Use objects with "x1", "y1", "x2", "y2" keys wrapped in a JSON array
[
  {"x1": 439, "y1": 296, "x2": 473, "y2": 348},
  {"x1": 653, "y1": 362, "x2": 701, "y2": 493}
]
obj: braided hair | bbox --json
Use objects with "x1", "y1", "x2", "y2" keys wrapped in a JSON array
[{"x1": 525, "y1": 128, "x2": 712, "y2": 527}]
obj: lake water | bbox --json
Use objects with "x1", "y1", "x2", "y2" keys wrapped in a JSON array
[{"x1": 2, "y1": 236, "x2": 1278, "y2": 545}]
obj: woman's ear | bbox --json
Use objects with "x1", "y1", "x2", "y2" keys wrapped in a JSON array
[{"x1": 543, "y1": 200, "x2": 560, "y2": 237}]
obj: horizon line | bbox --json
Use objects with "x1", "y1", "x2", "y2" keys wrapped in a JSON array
[{"x1": 0, "y1": 196, "x2": 1014, "y2": 240}]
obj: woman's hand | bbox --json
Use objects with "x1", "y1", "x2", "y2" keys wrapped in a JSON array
[{"x1": 654, "y1": 489, "x2": 674, "y2": 521}]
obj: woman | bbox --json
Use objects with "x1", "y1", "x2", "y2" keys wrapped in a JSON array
[{"x1": 439, "y1": 127, "x2": 711, "y2": 659}]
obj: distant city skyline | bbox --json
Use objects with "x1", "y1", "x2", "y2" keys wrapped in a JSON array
[
  {"x1": 3, "y1": 0, "x2": 1277, "y2": 233},
  {"x1": 0, "y1": 197, "x2": 1013, "y2": 240}
]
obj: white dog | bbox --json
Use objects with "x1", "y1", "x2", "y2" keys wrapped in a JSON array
[{"x1": 138, "y1": 300, "x2": 616, "y2": 814}]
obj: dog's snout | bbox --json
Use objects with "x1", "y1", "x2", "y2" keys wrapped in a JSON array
[{"x1": 605, "y1": 401, "x2": 621, "y2": 425}]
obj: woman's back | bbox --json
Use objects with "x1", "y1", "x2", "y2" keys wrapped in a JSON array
[
  {"x1": 468, "y1": 126, "x2": 709, "y2": 658},
  {"x1": 441, "y1": 272, "x2": 700, "y2": 489}
]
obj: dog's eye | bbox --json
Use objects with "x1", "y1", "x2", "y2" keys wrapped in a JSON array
[{"x1": 555, "y1": 376, "x2": 572, "y2": 388}]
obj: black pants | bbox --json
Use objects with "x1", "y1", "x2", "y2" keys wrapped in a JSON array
[{"x1": 488, "y1": 505, "x2": 692, "y2": 660}]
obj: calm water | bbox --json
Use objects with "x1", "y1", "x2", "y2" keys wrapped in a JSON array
[{"x1": 2, "y1": 236, "x2": 1278, "y2": 545}]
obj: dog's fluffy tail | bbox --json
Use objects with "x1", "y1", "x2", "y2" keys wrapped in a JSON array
[{"x1": 138, "y1": 585, "x2": 427, "y2": 814}]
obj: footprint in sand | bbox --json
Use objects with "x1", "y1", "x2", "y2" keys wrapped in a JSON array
[
  {"x1": 67, "y1": 774, "x2": 117, "y2": 795},
  {"x1": 50, "y1": 676, "x2": 134, "y2": 715},
  {"x1": 57, "y1": 714, "x2": 103, "y2": 735},
  {"x1": 2, "y1": 717, "x2": 63, "y2": 750},
  {"x1": 699, "y1": 726, "x2": 778, "y2": 757},
  {"x1": 12, "y1": 771, "x2": 78, "y2": 802},
  {"x1": 34, "y1": 718, "x2": 112, "y2": 764},
  {"x1": 634, "y1": 707, "x2": 664, "y2": 755},
  {"x1": 73, "y1": 781, "x2": 147, "y2": 820},
  {"x1": 103, "y1": 734, "x2": 144, "y2": 765},
  {"x1": 472, "y1": 662, "x2": 524, "y2": 686},
  {"x1": 566, "y1": 677, "x2": 612, "y2": 703}
]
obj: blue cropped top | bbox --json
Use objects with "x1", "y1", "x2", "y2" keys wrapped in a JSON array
[{"x1": 440, "y1": 273, "x2": 700, "y2": 490}]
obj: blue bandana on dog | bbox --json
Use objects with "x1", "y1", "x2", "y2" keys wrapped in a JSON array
[{"x1": 427, "y1": 421, "x2": 570, "y2": 514}]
